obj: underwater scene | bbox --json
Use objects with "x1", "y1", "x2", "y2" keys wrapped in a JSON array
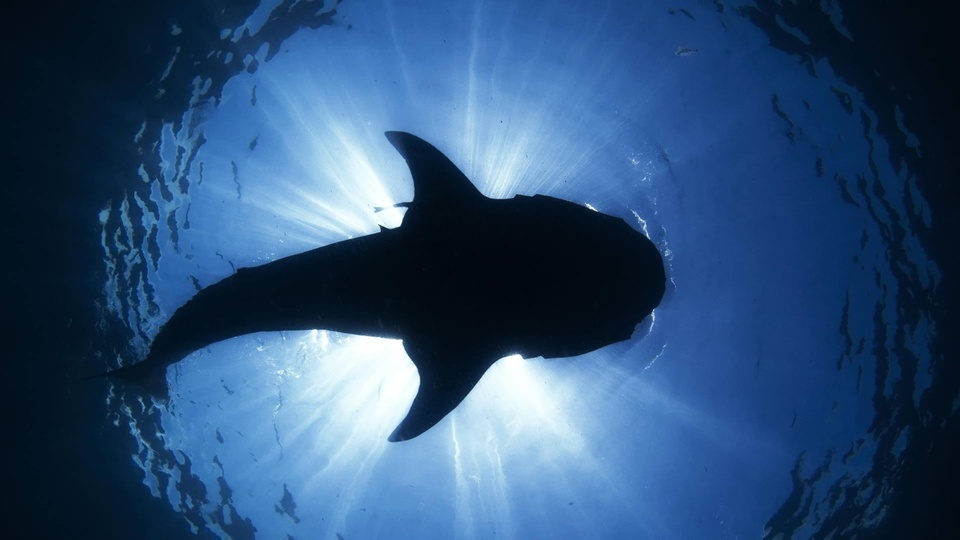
[{"x1": 8, "y1": 0, "x2": 956, "y2": 538}]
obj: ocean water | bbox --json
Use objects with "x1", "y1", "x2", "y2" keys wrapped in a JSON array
[{"x1": 7, "y1": 1, "x2": 955, "y2": 539}]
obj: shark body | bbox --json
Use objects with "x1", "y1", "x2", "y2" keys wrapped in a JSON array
[{"x1": 103, "y1": 131, "x2": 666, "y2": 441}]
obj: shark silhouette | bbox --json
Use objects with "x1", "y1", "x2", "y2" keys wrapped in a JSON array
[{"x1": 100, "y1": 131, "x2": 666, "y2": 441}]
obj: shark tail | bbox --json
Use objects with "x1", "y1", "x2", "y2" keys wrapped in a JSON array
[{"x1": 85, "y1": 359, "x2": 170, "y2": 402}]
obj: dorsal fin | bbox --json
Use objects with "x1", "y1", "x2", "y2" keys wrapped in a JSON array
[{"x1": 385, "y1": 131, "x2": 484, "y2": 224}]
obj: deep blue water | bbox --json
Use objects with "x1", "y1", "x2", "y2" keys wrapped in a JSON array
[{"x1": 7, "y1": 1, "x2": 957, "y2": 538}]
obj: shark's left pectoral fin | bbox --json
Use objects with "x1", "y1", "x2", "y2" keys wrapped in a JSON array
[{"x1": 389, "y1": 337, "x2": 499, "y2": 442}]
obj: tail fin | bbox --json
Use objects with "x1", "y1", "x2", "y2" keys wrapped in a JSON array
[{"x1": 85, "y1": 360, "x2": 170, "y2": 402}]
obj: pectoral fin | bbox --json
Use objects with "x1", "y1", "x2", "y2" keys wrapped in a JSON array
[{"x1": 389, "y1": 336, "x2": 499, "y2": 442}]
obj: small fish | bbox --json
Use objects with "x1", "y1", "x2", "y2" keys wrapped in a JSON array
[{"x1": 675, "y1": 46, "x2": 701, "y2": 57}]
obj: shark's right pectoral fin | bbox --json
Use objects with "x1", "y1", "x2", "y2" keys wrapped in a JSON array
[{"x1": 389, "y1": 337, "x2": 499, "y2": 442}]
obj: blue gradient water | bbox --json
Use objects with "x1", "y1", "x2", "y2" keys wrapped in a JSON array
[{"x1": 10, "y1": 1, "x2": 950, "y2": 538}]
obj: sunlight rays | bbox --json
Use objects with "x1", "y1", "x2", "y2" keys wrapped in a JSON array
[{"x1": 104, "y1": 1, "x2": 685, "y2": 537}]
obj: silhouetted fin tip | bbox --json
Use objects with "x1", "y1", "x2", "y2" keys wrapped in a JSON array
[
  {"x1": 88, "y1": 361, "x2": 171, "y2": 402},
  {"x1": 387, "y1": 426, "x2": 408, "y2": 443},
  {"x1": 384, "y1": 130, "x2": 405, "y2": 144}
]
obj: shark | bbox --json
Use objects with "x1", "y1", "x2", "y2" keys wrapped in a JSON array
[{"x1": 99, "y1": 131, "x2": 666, "y2": 442}]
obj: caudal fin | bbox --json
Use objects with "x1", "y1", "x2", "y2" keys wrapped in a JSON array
[{"x1": 85, "y1": 360, "x2": 170, "y2": 402}]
